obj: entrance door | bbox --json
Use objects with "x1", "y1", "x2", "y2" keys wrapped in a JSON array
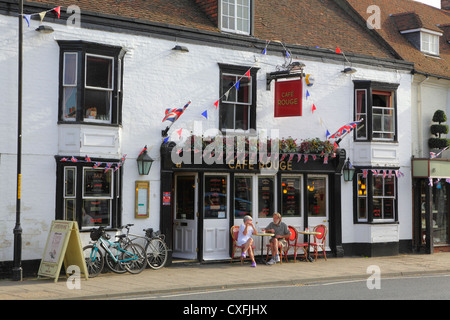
[
  {"x1": 203, "y1": 174, "x2": 230, "y2": 260},
  {"x1": 306, "y1": 175, "x2": 329, "y2": 249},
  {"x1": 173, "y1": 174, "x2": 198, "y2": 259}
]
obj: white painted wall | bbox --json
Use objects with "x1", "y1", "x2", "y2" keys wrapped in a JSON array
[{"x1": 0, "y1": 12, "x2": 413, "y2": 262}]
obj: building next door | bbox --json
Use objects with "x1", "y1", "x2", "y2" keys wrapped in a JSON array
[
  {"x1": 306, "y1": 175, "x2": 329, "y2": 250},
  {"x1": 173, "y1": 173, "x2": 198, "y2": 260},
  {"x1": 203, "y1": 174, "x2": 230, "y2": 260}
]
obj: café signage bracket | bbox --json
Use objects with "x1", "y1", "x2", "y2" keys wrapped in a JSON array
[{"x1": 266, "y1": 70, "x2": 305, "y2": 90}]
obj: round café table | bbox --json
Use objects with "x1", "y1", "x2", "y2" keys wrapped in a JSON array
[
  {"x1": 298, "y1": 230, "x2": 321, "y2": 262},
  {"x1": 254, "y1": 233, "x2": 274, "y2": 264}
]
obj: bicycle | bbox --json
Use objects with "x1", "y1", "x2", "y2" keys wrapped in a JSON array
[
  {"x1": 125, "y1": 226, "x2": 169, "y2": 270},
  {"x1": 83, "y1": 226, "x2": 146, "y2": 277}
]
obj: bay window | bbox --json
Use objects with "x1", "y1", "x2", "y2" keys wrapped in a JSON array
[
  {"x1": 354, "y1": 81, "x2": 398, "y2": 142},
  {"x1": 56, "y1": 157, "x2": 122, "y2": 229},
  {"x1": 355, "y1": 169, "x2": 397, "y2": 223},
  {"x1": 58, "y1": 41, "x2": 125, "y2": 125}
]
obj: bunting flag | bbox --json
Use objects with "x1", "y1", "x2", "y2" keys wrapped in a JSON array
[
  {"x1": 245, "y1": 70, "x2": 251, "y2": 79},
  {"x1": 306, "y1": 90, "x2": 310, "y2": 99},
  {"x1": 328, "y1": 119, "x2": 364, "y2": 140},
  {"x1": 201, "y1": 110, "x2": 208, "y2": 119},
  {"x1": 430, "y1": 146, "x2": 449, "y2": 159},
  {"x1": 311, "y1": 104, "x2": 316, "y2": 113},
  {"x1": 61, "y1": 154, "x2": 127, "y2": 172},
  {"x1": 162, "y1": 100, "x2": 191, "y2": 123},
  {"x1": 20, "y1": 6, "x2": 61, "y2": 27},
  {"x1": 336, "y1": 46, "x2": 342, "y2": 54}
]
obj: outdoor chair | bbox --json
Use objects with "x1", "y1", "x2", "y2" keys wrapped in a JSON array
[
  {"x1": 230, "y1": 225, "x2": 255, "y2": 264},
  {"x1": 310, "y1": 224, "x2": 328, "y2": 261}
]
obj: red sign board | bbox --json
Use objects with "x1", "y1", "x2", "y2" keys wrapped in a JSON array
[{"x1": 274, "y1": 79, "x2": 302, "y2": 117}]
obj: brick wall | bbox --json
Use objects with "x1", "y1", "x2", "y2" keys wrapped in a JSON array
[{"x1": 194, "y1": 0, "x2": 218, "y2": 25}]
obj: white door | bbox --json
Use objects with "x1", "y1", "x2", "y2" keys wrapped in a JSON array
[
  {"x1": 173, "y1": 174, "x2": 198, "y2": 260},
  {"x1": 203, "y1": 174, "x2": 230, "y2": 260},
  {"x1": 306, "y1": 175, "x2": 329, "y2": 250}
]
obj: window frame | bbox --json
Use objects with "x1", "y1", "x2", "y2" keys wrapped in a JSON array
[
  {"x1": 420, "y1": 31, "x2": 440, "y2": 56},
  {"x1": 353, "y1": 168, "x2": 398, "y2": 224},
  {"x1": 57, "y1": 40, "x2": 125, "y2": 126},
  {"x1": 220, "y1": 0, "x2": 252, "y2": 35},
  {"x1": 353, "y1": 81, "x2": 399, "y2": 142},
  {"x1": 218, "y1": 63, "x2": 258, "y2": 133}
]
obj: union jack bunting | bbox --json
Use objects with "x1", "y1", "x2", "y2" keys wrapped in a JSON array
[
  {"x1": 162, "y1": 101, "x2": 191, "y2": 123},
  {"x1": 328, "y1": 119, "x2": 364, "y2": 140}
]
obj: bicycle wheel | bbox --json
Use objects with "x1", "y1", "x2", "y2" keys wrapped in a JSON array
[
  {"x1": 123, "y1": 243, "x2": 146, "y2": 274},
  {"x1": 83, "y1": 245, "x2": 104, "y2": 277},
  {"x1": 146, "y1": 238, "x2": 168, "y2": 270},
  {"x1": 105, "y1": 243, "x2": 127, "y2": 274}
]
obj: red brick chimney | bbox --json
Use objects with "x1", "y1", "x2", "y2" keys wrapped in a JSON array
[
  {"x1": 194, "y1": 0, "x2": 218, "y2": 25},
  {"x1": 442, "y1": 0, "x2": 450, "y2": 10}
]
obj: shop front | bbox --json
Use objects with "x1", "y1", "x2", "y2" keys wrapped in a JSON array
[
  {"x1": 412, "y1": 158, "x2": 450, "y2": 253},
  {"x1": 160, "y1": 141, "x2": 346, "y2": 262}
]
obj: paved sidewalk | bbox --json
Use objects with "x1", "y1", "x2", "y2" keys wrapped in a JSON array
[{"x1": 1, "y1": 253, "x2": 450, "y2": 300}]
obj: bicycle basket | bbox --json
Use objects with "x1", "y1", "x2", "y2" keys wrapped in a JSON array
[
  {"x1": 90, "y1": 228, "x2": 102, "y2": 241},
  {"x1": 144, "y1": 228, "x2": 154, "y2": 238}
]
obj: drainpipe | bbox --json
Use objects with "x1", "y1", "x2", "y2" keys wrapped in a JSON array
[{"x1": 417, "y1": 74, "x2": 429, "y2": 157}]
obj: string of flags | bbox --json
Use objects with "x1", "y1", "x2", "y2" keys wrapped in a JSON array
[
  {"x1": 161, "y1": 44, "x2": 355, "y2": 147},
  {"x1": 361, "y1": 169, "x2": 405, "y2": 179},
  {"x1": 60, "y1": 154, "x2": 127, "y2": 172},
  {"x1": 20, "y1": 6, "x2": 61, "y2": 27},
  {"x1": 429, "y1": 177, "x2": 450, "y2": 187},
  {"x1": 176, "y1": 147, "x2": 336, "y2": 165}
]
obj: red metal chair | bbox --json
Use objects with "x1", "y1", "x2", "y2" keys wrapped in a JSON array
[
  {"x1": 285, "y1": 226, "x2": 308, "y2": 262},
  {"x1": 310, "y1": 224, "x2": 328, "y2": 261},
  {"x1": 230, "y1": 226, "x2": 255, "y2": 264}
]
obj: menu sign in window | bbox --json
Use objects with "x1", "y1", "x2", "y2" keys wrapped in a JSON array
[
  {"x1": 258, "y1": 177, "x2": 274, "y2": 218},
  {"x1": 281, "y1": 177, "x2": 301, "y2": 216},
  {"x1": 204, "y1": 176, "x2": 227, "y2": 219},
  {"x1": 234, "y1": 177, "x2": 252, "y2": 218},
  {"x1": 84, "y1": 169, "x2": 112, "y2": 197}
]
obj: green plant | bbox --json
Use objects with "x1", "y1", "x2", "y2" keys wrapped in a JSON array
[{"x1": 429, "y1": 110, "x2": 450, "y2": 149}]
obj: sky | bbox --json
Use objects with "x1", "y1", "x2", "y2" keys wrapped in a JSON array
[{"x1": 414, "y1": 0, "x2": 441, "y2": 8}]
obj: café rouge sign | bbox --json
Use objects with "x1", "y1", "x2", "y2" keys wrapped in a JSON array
[
  {"x1": 176, "y1": 159, "x2": 293, "y2": 171},
  {"x1": 274, "y1": 79, "x2": 302, "y2": 117}
]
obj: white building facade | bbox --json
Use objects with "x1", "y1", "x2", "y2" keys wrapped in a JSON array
[{"x1": 0, "y1": 1, "x2": 414, "y2": 276}]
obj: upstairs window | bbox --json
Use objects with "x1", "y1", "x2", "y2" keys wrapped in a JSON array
[
  {"x1": 219, "y1": 64, "x2": 257, "y2": 132},
  {"x1": 220, "y1": 0, "x2": 252, "y2": 35},
  {"x1": 58, "y1": 41, "x2": 125, "y2": 125},
  {"x1": 354, "y1": 81, "x2": 398, "y2": 142},
  {"x1": 421, "y1": 31, "x2": 439, "y2": 56}
]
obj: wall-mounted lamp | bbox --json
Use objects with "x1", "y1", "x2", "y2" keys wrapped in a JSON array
[
  {"x1": 35, "y1": 25, "x2": 54, "y2": 33},
  {"x1": 342, "y1": 67, "x2": 357, "y2": 74},
  {"x1": 172, "y1": 45, "x2": 189, "y2": 53},
  {"x1": 342, "y1": 158, "x2": 355, "y2": 181},
  {"x1": 288, "y1": 61, "x2": 306, "y2": 71},
  {"x1": 136, "y1": 145, "x2": 154, "y2": 175}
]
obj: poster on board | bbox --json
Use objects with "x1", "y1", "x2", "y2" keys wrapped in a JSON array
[{"x1": 38, "y1": 220, "x2": 88, "y2": 282}]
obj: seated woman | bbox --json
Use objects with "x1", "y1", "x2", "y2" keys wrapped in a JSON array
[
  {"x1": 265, "y1": 212, "x2": 290, "y2": 265},
  {"x1": 237, "y1": 215, "x2": 257, "y2": 267}
]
